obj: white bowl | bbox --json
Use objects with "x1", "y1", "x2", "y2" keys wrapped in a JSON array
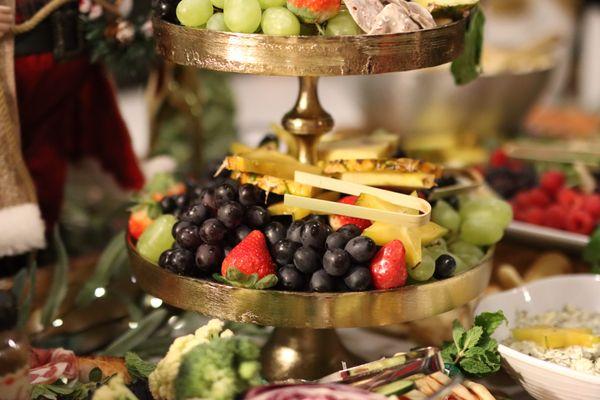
[{"x1": 474, "y1": 274, "x2": 600, "y2": 400}]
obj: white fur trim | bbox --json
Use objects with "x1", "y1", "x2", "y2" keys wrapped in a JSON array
[{"x1": 0, "y1": 203, "x2": 46, "y2": 257}]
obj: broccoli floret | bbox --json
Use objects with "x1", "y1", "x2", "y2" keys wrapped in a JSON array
[{"x1": 174, "y1": 337, "x2": 262, "y2": 400}]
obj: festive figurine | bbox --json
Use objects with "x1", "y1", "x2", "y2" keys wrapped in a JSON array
[{"x1": 0, "y1": 0, "x2": 145, "y2": 257}]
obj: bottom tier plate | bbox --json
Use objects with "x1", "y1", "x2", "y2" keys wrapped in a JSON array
[{"x1": 127, "y1": 237, "x2": 493, "y2": 329}]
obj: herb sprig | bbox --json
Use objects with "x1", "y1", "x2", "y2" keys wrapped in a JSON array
[{"x1": 441, "y1": 311, "x2": 507, "y2": 377}]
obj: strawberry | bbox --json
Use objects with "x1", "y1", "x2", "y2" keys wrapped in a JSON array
[
  {"x1": 540, "y1": 170, "x2": 565, "y2": 195},
  {"x1": 369, "y1": 240, "x2": 407, "y2": 290},
  {"x1": 287, "y1": 0, "x2": 340, "y2": 23},
  {"x1": 329, "y1": 196, "x2": 372, "y2": 232},
  {"x1": 128, "y1": 208, "x2": 155, "y2": 240},
  {"x1": 219, "y1": 230, "x2": 277, "y2": 289}
]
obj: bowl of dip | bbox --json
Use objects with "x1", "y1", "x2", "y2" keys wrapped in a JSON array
[{"x1": 475, "y1": 274, "x2": 600, "y2": 400}]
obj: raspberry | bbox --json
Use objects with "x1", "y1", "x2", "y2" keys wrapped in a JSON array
[
  {"x1": 565, "y1": 210, "x2": 595, "y2": 235},
  {"x1": 490, "y1": 149, "x2": 509, "y2": 168},
  {"x1": 513, "y1": 191, "x2": 533, "y2": 209},
  {"x1": 528, "y1": 188, "x2": 551, "y2": 208},
  {"x1": 540, "y1": 171, "x2": 565, "y2": 195},
  {"x1": 556, "y1": 188, "x2": 582, "y2": 208},
  {"x1": 522, "y1": 207, "x2": 545, "y2": 225},
  {"x1": 583, "y1": 194, "x2": 600, "y2": 219},
  {"x1": 511, "y1": 202, "x2": 527, "y2": 221},
  {"x1": 544, "y1": 205, "x2": 567, "y2": 230}
]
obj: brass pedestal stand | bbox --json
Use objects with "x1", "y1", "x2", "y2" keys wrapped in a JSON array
[{"x1": 142, "y1": 16, "x2": 478, "y2": 380}]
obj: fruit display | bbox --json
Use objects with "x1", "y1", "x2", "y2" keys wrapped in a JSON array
[
  {"x1": 485, "y1": 149, "x2": 600, "y2": 236},
  {"x1": 130, "y1": 145, "x2": 511, "y2": 294},
  {"x1": 157, "y1": 0, "x2": 477, "y2": 36}
]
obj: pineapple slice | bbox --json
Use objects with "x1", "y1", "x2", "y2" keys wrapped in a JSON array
[
  {"x1": 338, "y1": 172, "x2": 436, "y2": 189},
  {"x1": 418, "y1": 222, "x2": 448, "y2": 245},
  {"x1": 231, "y1": 171, "x2": 319, "y2": 197},
  {"x1": 268, "y1": 191, "x2": 339, "y2": 220},
  {"x1": 229, "y1": 142, "x2": 254, "y2": 155},
  {"x1": 223, "y1": 149, "x2": 321, "y2": 180},
  {"x1": 363, "y1": 222, "x2": 422, "y2": 268},
  {"x1": 512, "y1": 326, "x2": 600, "y2": 349},
  {"x1": 322, "y1": 158, "x2": 442, "y2": 177},
  {"x1": 318, "y1": 136, "x2": 397, "y2": 161}
]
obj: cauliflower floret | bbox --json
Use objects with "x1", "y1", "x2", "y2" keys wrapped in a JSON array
[
  {"x1": 149, "y1": 319, "x2": 232, "y2": 400},
  {"x1": 92, "y1": 375, "x2": 138, "y2": 400}
]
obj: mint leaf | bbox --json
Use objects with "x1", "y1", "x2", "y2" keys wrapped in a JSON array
[
  {"x1": 441, "y1": 341, "x2": 458, "y2": 364},
  {"x1": 475, "y1": 311, "x2": 507, "y2": 336},
  {"x1": 460, "y1": 355, "x2": 495, "y2": 376},
  {"x1": 462, "y1": 326, "x2": 483, "y2": 351},
  {"x1": 463, "y1": 347, "x2": 486, "y2": 358},
  {"x1": 451, "y1": 7, "x2": 485, "y2": 85},
  {"x1": 125, "y1": 352, "x2": 156, "y2": 381},
  {"x1": 452, "y1": 320, "x2": 466, "y2": 350}
]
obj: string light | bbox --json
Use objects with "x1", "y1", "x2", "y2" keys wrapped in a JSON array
[
  {"x1": 94, "y1": 287, "x2": 106, "y2": 298},
  {"x1": 129, "y1": 322, "x2": 139, "y2": 329},
  {"x1": 150, "y1": 297, "x2": 163, "y2": 308},
  {"x1": 52, "y1": 319, "x2": 63, "y2": 327}
]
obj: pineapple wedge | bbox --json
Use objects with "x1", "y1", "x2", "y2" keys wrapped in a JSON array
[
  {"x1": 338, "y1": 172, "x2": 436, "y2": 190},
  {"x1": 418, "y1": 222, "x2": 448, "y2": 245},
  {"x1": 322, "y1": 158, "x2": 442, "y2": 177},
  {"x1": 363, "y1": 223, "x2": 422, "y2": 268},
  {"x1": 512, "y1": 326, "x2": 600, "y2": 349},
  {"x1": 231, "y1": 171, "x2": 319, "y2": 197},
  {"x1": 269, "y1": 191, "x2": 339, "y2": 220},
  {"x1": 229, "y1": 142, "x2": 254, "y2": 155},
  {"x1": 318, "y1": 136, "x2": 397, "y2": 161},
  {"x1": 223, "y1": 149, "x2": 321, "y2": 180}
]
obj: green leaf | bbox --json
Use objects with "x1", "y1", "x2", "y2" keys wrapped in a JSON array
[
  {"x1": 102, "y1": 308, "x2": 167, "y2": 356},
  {"x1": 459, "y1": 356, "x2": 493, "y2": 375},
  {"x1": 451, "y1": 7, "x2": 485, "y2": 85},
  {"x1": 474, "y1": 311, "x2": 507, "y2": 337},
  {"x1": 452, "y1": 320, "x2": 466, "y2": 350},
  {"x1": 75, "y1": 231, "x2": 127, "y2": 307},
  {"x1": 41, "y1": 227, "x2": 69, "y2": 327},
  {"x1": 463, "y1": 346, "x2": 486, "y2": 358},
  {"x1": 441, "y1": 342, "x2": 458, "y2": 363},
  {"x1": 125, "y1": 352, "x2": 156, "y2": 381},
  {"x1": 462, "y1": 326, "x2": 484, "y2": 350},
  {"x1": 88, "y1": 367, "x2": 103, "y2": 382},
  {"x1": 255, "y1": 274, "x2": 278, "y2": 289}
]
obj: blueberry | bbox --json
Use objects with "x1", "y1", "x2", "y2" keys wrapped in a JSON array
[
  {"x1": 238, "y1": 184, "x2": 261, "y2": 206},
  {"x1": 264, "y1": 222, "x2": 287, "y2": 247},
  {"x1": 258, "y1": 133, "x2": 278, "y2": 148},
  {"x1": 214, "y1": 183, "x2": 237, "y2": 207},
  {"x1": 158, "y1": 249, "x2": 173, "y2": 268},
  {"x1": 199, "y1": 188, "x2": 218, "y2": 211},
  {"x1": 273, "y1": 239, "x2": 300, "y2": 265},
  {"x1": 322, "y1": 249, "x2": 350, "y2": 277},
  {"x1": 181, "y1": 204, "x2": 208, "y2": 225},
  {"x1": 278, "y1": 266, "x2": 305, "y2": 291},
  {"x1": 344, "y1": 266, "x2": 372, "y2": 291},
  {"x1": 345, "y1": 236, "x2": 377, "y2": 263},
  {"x1": 166, "y1": 248, "x2": 194, "y2": 275},
  {"x1": 231, "y1": 225, "x2": 252, "y2": 245},
  {"x1": 160, "y1": 196, "x2": 177, "y2": 214},
  {"x1": 245, "y1": 205, "x2": 270, "y2": 228},
  {"x1": 195, "y1": 244, "x2": 223, "y2": 273},
  {"x1": 337, "y1": 224, "x2": 361, "y2": 240},
  {"x1": 173, "y1": 194, "x2": 187, "y2": 211},
  {"x1": 172, "y1": 220, "x2": 192, "y2": 238},
  {"x1": 199, "y1": 218, "x2": 227, "y2": 244},
  {"x1": 309, "y1": 270, "x2": 334, "y2": 292},
  {"x1": 287, "y1": 221, "x2": 304, "y2": 243},
  {"x1": 217, "y1": 201, "x2": 244, "y2": 229},
  {"x1": 434, "y1": 254, "x2": 456, "y2": 280},
  {"x1": 175, "y1": 225, "x2": 203, "y2": 249},
  {"x1": 303, "y1": 214, "x2": 328, "y2": 226},
  {"x1": 326, "y1": 232, "x2": 350, "y2": 250},
  {"x1": 293, "y1": 246, "x2": 321, "y2": 274},
  {"x1": 301, "y1": 220, "x2": 328, "y2": 249}
]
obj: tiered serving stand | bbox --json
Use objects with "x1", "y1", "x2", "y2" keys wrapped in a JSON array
[{"x1": 128, "y1": 13, "x2": 493, "y2": 381}]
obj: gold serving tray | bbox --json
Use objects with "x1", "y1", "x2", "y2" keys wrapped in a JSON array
[
  {"x1": 127, "y1": 239, "x2": 493, "y2": 329},
  {"x1": 153, "y1": 17, "x2": 468, "y2": 77}
]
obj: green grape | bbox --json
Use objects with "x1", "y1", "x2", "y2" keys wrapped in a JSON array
[
  {"x1": 449, "y1": 240, "x2": 484, "y2": 260},
  {"x1": 451, "y1": 252, "x2": 469, "y2": 275},
  {"x1": 212, "y1": 0, "x2": 224, "y2": 8},
  {"x1": 137, "y1": 214, "x2": 177, "y2": 264},
  {"x1": 224, "y1": 0, "x2": 262, "y2": 33},
  {"x1": 409, "y1": 251, "x2": 435, "y2": 281},
  {"x1": 460, "y1": 212, "x2": 504, "y2": 246},
  {"x1": 258, "y1": 0, "x2": 285, "y2": 9},
  {"x1": 325, "y1": 11, "x2": 361, "y2": 35},
  {"x1": 207, "y1": 12, "x2": 230, "y2": 30},
  {"x1": 432, "y1": 200, "x2": 461, "y2": 232},
  {"x1": 460, "y1": 197, "x2": 513, "y2": 228},
  {"x1": 261, "y1": 7, "x2": 300, "y2": 35},
  {"x1": 176, "y1": 0, "x2": 214, "y2": 26}
]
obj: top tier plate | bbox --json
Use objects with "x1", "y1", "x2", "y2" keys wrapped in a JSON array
[{"x1": 153, "y1": 15, "x2": 468, "y2": 76}]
